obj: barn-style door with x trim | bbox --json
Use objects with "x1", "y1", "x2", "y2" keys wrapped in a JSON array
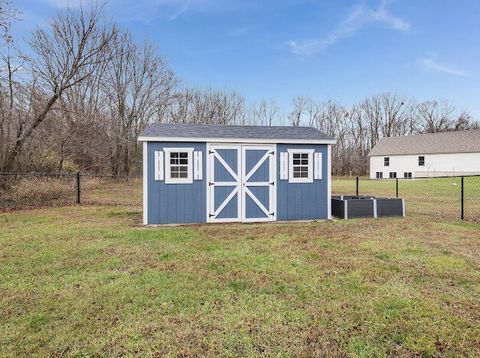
[{"x1": 207, "y1": 144, "x2": 276, "y2": 223}]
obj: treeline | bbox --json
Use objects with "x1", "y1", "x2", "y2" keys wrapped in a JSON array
[
  {"x1": 0, "y1": 3, "x2": 477, "y2": 176},
  {"x1": 287, "y1": 94, "x2": 478, "y2": 175}
]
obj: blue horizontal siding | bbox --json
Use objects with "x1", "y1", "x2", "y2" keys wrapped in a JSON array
[{"x1": 147, "y1": 142, "x2": 206, "y2": 224}]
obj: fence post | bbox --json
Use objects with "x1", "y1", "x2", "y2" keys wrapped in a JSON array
[
  {"x1": 461, "y1": 176, "x2": 464, "y2": 220},
  {"x1": 396, "y1": 178, "x2": 399, "y2": 198},
  {"x1": 356, "y1": 176, "x2": 359, "y2": 196},
  {"x1": 76, "y1": 172, "x2": 81, "y2": 205}
]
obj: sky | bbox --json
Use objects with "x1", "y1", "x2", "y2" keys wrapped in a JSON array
[{"x1": 11, "y1": 0, "x2": 480, "y2": 119}]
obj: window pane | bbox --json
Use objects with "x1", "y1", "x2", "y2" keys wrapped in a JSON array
[
  {"x1": 169, "y1": 151, "x2": 190, "y2": 181},
  {"x1": 291, "y1": 152, "x2": 311, "y2": 180}
]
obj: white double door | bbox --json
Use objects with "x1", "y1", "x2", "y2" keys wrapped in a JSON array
[{"x1": 207, "y1": 144, "x2": 276, "y2": 223}]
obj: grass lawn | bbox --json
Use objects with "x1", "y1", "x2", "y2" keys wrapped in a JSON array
[{"x1": 1, "y1": 205, "x2": 479, "y2": 356}]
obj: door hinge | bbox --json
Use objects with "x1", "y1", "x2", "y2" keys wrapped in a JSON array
[
  {"x1": 269, "y1": 212, "x2": 275, "y2": 216},
  {"x1": 269, "y1": 151, "x2": 275, "y2": 155},
  {"x1": 269, "y1": 181, "x2": 275, "y2": 186},
  {"x1": 209, "y1": 182, "x2": 215, "y2": 186},
  {"x1": 209, "y1": 213, "x2": 215, "y2": 218},
  {"x1": 209, "y1": 150, "x2": 215, "y2": 154}
]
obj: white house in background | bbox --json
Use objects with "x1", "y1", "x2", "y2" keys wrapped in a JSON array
[{"x1": 369, "y1": 129, "x2": 480, "y2": 179}]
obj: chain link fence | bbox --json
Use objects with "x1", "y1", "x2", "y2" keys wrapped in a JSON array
[
  {"x1": 332, "y1": 176, "x2": 480, "y2": 222},
  {"x1": 1, "y1": 173, "x2": 479, "y2": 222},
  {"x1": 0, "y1": 173, "x2": 142, "y2": 212}
]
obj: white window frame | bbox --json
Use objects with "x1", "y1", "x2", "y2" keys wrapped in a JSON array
[
  {"x1": 164, "y1": 148, "x2": 194, "y2": 184},
  {"x1": 287, "y1": 149, "x2": 314, "y2": 183}
]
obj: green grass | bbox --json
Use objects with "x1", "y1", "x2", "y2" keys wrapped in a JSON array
[{"x1": 1, "y1": 205, "x2": 479, "y2": 356}]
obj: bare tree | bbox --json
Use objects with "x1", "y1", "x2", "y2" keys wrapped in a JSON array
[
  {"x1": 1, "y1": 1, "x2": 478, "y2": 177},
  {"x1": 289, "y1": 96, "x2": 309, "y2": 126},
  {"x1": 104, "y1": 31, "x2": 176, "y2": 175},
  {"x1": 247, "y1": 100, "x2": 280, "y2": 126},
  {"x1": 360, "y1": 93, "x2": 408, "y2": 149},
  {"x1": 167, "y1": 87, "x2": 245, "y2": 126},
  {"x1": 0, "y1": 0, "x2": 19, "y2": 43},
  {"x1": 1, "y1": 4, "x2": 116, "y2": 171},
  {"x1": 454, "y1": 111, "x2": 478, "y2": 130},
  {"x1": 417, "y1": 100, "x2": 456, "y2": 133}
]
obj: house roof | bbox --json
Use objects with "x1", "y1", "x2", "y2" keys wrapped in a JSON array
[
  {"x1": 138, "y1": 123, "x2": 335, "y2": 144},
  {"x1": 369, "y1": 129, "x2": 480, "y2": 156}
]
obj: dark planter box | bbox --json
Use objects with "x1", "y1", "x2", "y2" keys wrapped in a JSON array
[
  {"x1": 332, "y1": 195, "x2": 405, "y2": 219},
  {"x1": 376, "y1": 198, "x2": 404, "y2": 217}
]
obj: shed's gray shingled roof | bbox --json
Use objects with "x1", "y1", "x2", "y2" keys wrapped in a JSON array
[
  {"x1": 369, "y1": 129, "x2": 480, "y2": 156},
  {"x1": 139, "y1": 123, "x2": 334, "y2": 141}
]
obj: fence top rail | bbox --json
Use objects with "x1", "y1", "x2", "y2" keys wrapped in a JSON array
[
  {"x1": 333, "y1": 175, "x2": 480, "y2": 180},
  {"x1": 0, "y1": 172, "x2": 141, "y2": 179},
  {"x1": 0, "y1": 172, "x2": 75, "y2": 177}
]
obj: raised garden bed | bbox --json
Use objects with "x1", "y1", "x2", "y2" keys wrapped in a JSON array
[{"x1": 332, "y1": 195, "x2": 405, "y2": 219}]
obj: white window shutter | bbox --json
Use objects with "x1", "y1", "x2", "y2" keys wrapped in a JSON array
[
  {"x1": 280, "y1": 152, "x2": 288, "y2": 180},
  {"x1": 314, "y1": 152, "x2": 322, "y2": 179},
  {"x1": 194, "y1": 151, "x2": 203, "y2": 180},
  {"x1": 154, "y1": 151, "x2": 164, "y2": 181}
]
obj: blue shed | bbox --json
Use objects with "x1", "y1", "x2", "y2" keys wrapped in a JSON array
[{"x1": 138, "y1": 124, "x2": 335, "y2": 225}]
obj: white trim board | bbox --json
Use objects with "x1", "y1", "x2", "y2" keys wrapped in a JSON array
[
  {"x1": 139, "y1": 136, "x2": 336, "y2": 145},
  {"x1": 327, "y1": 145, "x2": 332, "y2": 220},
  {"x1": 143, "y1": 142, "x2": 148, "y2": 225}
]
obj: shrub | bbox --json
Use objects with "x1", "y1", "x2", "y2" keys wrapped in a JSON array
[{"x1": 0, "y1": 177, "x2": 74, "y2": 208}]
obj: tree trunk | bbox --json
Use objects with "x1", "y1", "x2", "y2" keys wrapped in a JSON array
[{"x1": 3, "y1": 92, "x2": 60, "y2": 172}]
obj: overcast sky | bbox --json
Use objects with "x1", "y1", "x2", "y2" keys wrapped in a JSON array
[{"x1": 12, "y1": 0, "x2": 480, "y2": 118}]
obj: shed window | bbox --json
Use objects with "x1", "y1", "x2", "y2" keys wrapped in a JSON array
[
  {"x1": 389, "y1": 172, "x2": 397, "y2": 179},
  {"x1": 164, "y1": 148, "x2": 193, "y2": 184},
  {"x1": 376, "y1": 172, "x2": 383, "y2": 179},
  {"x1": 404, "y1": 172, "x2": 412, "y2": 179},
  {"x1": 288, "y1": 149, "x2": 314, "y2": 183},
  {"x1": 418, "y1": 156, "x2": 425, "y2": 166},
  {"x1": 384, "y1": 157, "x2": 390, "y2": 167},
  {"x1": 293, "y1": 153, "x2": 309, "y2": 177}
]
